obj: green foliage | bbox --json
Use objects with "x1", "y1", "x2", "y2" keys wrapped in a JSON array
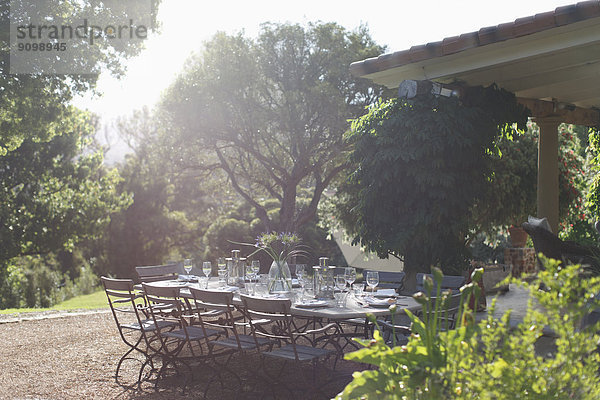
[
  {"x1": 335, "y1": 87, "x2": 529, "y2": 273},
  {"x1": 158, "y1": 22, "x2": 387, "y2": 233},
  {"x1": 338, "y1": 260, "x2": 600, "y2": 399},
  {"x1": 0, "y1": 290, "x2": 109, "y2": 314},
  {"x1": 585, "y1": 127, "x2": 600, "y2": 224},
  {"x1": 0, "y1": 110, "x2": 131, "y2": 261},
  {"x1": 0, "y1": 252, "x2": 99, "y2": 309},
  {"x1": 474, "y1": 122, "x2": 588, "y2": 241},
  {"x1": 0, "y1": 0, "x2": 160, "y2": 155}
]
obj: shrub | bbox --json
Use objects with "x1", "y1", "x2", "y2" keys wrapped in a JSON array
[{"x1": 337, "y1": 260, "x2": 600, "y2": 399}]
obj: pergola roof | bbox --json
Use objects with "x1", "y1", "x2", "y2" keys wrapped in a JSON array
[{"x1": 350, "y1": 1, "x2": 600, "y2": 126}]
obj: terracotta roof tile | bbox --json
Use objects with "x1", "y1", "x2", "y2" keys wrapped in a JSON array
[{"x1": 350, "y1": 1, "x2": 600, "y2": 77}]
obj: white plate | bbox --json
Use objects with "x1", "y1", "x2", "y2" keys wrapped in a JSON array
[
  {"x1": 373, "y1": 289, "x2": 397, "y2": 298},
  {"x1": 365, "y1": 297, "x2": 395, "y2": 307},
  {"x1": 218, "y1": 286, "x2": 239, "y2": 292},
  {"x1": 295, "y1": 300, "x2": 329, "y2": 308}
]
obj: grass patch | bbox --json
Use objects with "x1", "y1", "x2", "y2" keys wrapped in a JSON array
[{"x1": 0, "y1": 290, "x2": 108, "y2": 315}]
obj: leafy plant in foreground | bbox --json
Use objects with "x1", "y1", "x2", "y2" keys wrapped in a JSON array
[{"x1": 337, "y1": 260, "x2": 600, "y2": 399}]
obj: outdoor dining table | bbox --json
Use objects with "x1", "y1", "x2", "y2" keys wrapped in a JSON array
[{"x1": 136, "y1": 277, "x2": 420, "y2": 321}]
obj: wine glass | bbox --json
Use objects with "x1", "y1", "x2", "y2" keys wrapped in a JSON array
[
  {"x1": 295, "y1": 264, "x2": 307, "y2": 301},
  {"x1": 202, "y1": 261, "x2": 212, "y2": 279},
  {"x1": 344, "y1": 267, "x2": 356, "y2": 292},
  {"x1": 246, "y1": 264, "x2": 256, "y2": 295},
  {"x1": 183, "y1": 258, "x2": 193, "y2": 277},
  {"x1": 217, "y1": 257, "x2": 226, "y2": 272},
  {"x1": 366, "y1": 271, "x2": 379, "y2": 296}
]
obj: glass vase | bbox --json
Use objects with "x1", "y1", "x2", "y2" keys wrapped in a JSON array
[{"x1": 268, "y1": 260, "x2": 292, "y2": 294}]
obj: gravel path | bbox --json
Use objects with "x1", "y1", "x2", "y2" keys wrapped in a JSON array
[{"x1": 0, "y1": 312, "x2": 358, "y2": 399}]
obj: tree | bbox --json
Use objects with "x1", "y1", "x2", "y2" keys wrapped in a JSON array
[
  {"x1": 335, "y1": 87, "x2": 529, "y2": 275},
  {"x1": 158, "y1": 22, "x2": 386, "y2": 233},
  {"x1": 0, "y1": 110, "x2": 131, "y2": 262},
  {"x1": 0, "y1": 0, "x2": 160, "y2": 154},
  {"x1": 0, "y1": 0, "x2": 158, "y2": 263}
]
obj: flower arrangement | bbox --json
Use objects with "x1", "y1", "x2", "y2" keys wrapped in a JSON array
[
  {"x1": 251, "y1": 232, "x2": 306, "y2": 263},
  {"x1": 233, "y1": 232, "x2": 307, "y2": 293}
]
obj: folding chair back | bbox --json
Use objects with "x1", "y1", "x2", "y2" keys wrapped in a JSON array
[
  {"x1": 416, "y1": 273, "x2": 465, "y2": 294},
  {"x1": 364, "y1": 270, "x2": 405, "y2": 292},
  {"x1": 136, "y1": 264, "x2": 179, "y2": 283},
  {"x1": 190, "y1": 288, "x2": 271, "y2": 353},
  {"x1": 241, "y1": 295, "x2": 292, "y2": 324},
  {"x1": 189, "y1": 288, "x2": 235, "y2": 312},
  {"x1": 101, "y1": 276, "x2": 165, "y2": 386},
  {"x1": 141, "y1": 283, "x2": 185, "y2": 324},
  {"x1": 421, "y1": 292, "x2": 463, "y2": 331},
  {"x1": 102, "y1": 277, "x2": 147, "y2": 336}
]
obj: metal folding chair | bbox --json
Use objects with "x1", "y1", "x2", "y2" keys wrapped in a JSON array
[
  {"x1": 380, "y1": 290, "x2": 463, "y2": 342},
  {"x1": 416, "y1": 273, "x2": 465, "y2": 294},
  {"x1": 240, "y1": 294, "x2": 341, "y2": 398},
  {"x1": 101, "y1": 277, "x2": 177, "y2": 388},
  {"x1": 377, "y1": 291, "x2": 463, "y2": 346},
  {"x1": 189, "y1": 288, "x2": 273, "y2": 397},
  {"x1": 142, "y1": 283, "x2": 220, "y2": 392}
]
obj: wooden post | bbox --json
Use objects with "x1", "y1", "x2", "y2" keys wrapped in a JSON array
[{"x1": 536, "y1": 118, "x2": 561, "y2": 233}]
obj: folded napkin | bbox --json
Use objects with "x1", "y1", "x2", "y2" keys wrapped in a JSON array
[{"x1": 178, "y1": 275, "x2": 198, "y2": 282}]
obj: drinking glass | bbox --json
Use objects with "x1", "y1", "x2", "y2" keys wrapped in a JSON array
[
  {"x1": 295, "y1": 264, "x2": 307, "y2": 301},
  {"x1": 251, "y1": 260, "x2": 260, "y2": 276},
  {"x1": 366, "y1": 271, "x2": 379, "y2": 295},
  {"x1": 217, "y1": 269, "x2": 227, "y2": 287},
  {"x1": 335, "y1": 274, "x2": 348, "y2": 308},
  {"x1": 246, "y1": 264, "x2": 256, "y2": 295},
  {"x1": 217, "y1": 257, "x2": 227, "y2": 271},
  {"x1": 344, "y1": 267, "x2": 356, "y2": 291},
  {"x1": 336, "y1": 274, "x2": 347, "y2": 292},
  {"x1": 183, "y1": 258, "x2": 193, "y2": 277},
  {"x1": 202, "y1": 261, "x2": 212, "y2": 279},
  {"x1": 256, "y1": 274, "x2": 269, "y2": 296}
]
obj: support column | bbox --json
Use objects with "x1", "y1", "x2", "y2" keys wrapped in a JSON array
[{"x1": 536, "y1": 118, "x2": 561, "y2": 232}]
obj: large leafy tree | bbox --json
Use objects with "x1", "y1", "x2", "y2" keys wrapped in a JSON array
[
  {"x1": 335, "y1": 87, "x2": 529, "y2": 275},
  {"x1": 0, "y1": 110, "x2": 131, "y2": 261},
  {"x1": 93, "y1": 108, "x2": 212, "y2": 277},
  {"x1": 0, "y1": 0, "x2": 160, "y2": 154},
  {"x1": 158, "y1": 22, "x2": 386, "y2": 233},
  {"x1": 0, "y1": 0, "x2": 158, "y2": 262}
]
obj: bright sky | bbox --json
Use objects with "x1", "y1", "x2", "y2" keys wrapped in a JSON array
[{"x1": 74, "y1": 0, "x2": 578, "y2": 158}]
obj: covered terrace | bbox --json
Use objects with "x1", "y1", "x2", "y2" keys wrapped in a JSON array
[{"x1": 350, "y1": 1, "x2": 600, "y2": 232}]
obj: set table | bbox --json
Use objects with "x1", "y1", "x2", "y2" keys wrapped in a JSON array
[{"x1": 138, "y1": 277, "x2": 420, "y2": 320}]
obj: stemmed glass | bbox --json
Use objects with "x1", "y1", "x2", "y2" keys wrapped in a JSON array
[
  {"x1": 246, "y1": 263, "x2": 257, "y2": 295},
  {"x1": 183, "y1": 258, "x2": 193, "y2": 278},
  {"x1": 295, "y1": 264, "x2": 307, "y2": 302},
  {"x1": 202, "y1": 262, "x2": 212, "y2": 288},
  {"x1": 344, "y1": 267, "x2": 356, "y2": 293},
  {"x1": 217, "y1": 257, "x2": 227, "y2": 287},
  {"x1": 335, "y1": 274, "x2": 348, "y2": 308},
  {"x1": 366, "y1": 270, "x2": 379, "y2": 297}
]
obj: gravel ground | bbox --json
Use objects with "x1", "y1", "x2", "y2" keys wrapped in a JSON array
[
  {"x1": 0, "y1": 287, "x2": 530, "y2": 399},
  {"x1": 0, "y1": 311, "x2": 361, "y2": 400}
]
